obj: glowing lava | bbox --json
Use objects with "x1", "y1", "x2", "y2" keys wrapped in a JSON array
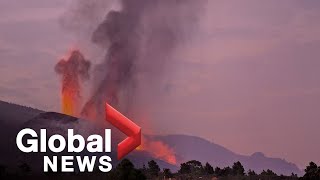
[
  {"x1": 61, "y1": 82, "x2": 78, "y2": 116},
  {"x1": 138, "y1": 136, "x2": 177, "y2": 165}
]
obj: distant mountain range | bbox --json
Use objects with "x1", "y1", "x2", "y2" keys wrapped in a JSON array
[
  {"x1": 148, "y1": 134, "x2": 302, "y2": 175},
  {"x1": 0, "y1": 100, "x2": 302, "y2": 175}
]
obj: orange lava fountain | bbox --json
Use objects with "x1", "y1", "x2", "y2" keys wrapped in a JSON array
[
  {"x1": 55, "y1": 50, "x2": 90, "y2": 116},
  {"x1": 60, "y1": 80, "x2": 79, "y2": 116}
]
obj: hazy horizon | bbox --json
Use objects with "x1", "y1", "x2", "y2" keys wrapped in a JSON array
[{"x1": 1, "y1": 0, "x2": 320, "y2": 169}]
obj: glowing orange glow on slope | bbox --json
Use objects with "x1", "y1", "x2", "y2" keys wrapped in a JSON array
[{"x1": 138, "y1": 136, "x2": 177, "y2": 165}]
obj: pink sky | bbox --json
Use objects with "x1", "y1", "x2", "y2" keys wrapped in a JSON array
[{"x1": 0, "y1": 0, "x2": 319, "y2": 168}]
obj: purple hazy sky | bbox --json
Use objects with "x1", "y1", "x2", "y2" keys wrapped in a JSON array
[{"x1": 0, "y1": 0, "x2": 320, "y2": 168}]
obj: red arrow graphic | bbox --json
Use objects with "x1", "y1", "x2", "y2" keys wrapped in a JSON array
[{"x1": 105, "y1": 103, "x2": 141, "y2": 160}]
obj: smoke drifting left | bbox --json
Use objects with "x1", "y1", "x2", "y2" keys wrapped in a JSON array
[{"x1": 55, "y1": 50, "x2": 90, "y2": 116}]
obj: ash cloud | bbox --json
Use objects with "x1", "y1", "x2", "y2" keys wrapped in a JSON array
[
  {"x1": 55, "y1": 50, "x2": 91, "y2": 81},
  {"x1": 80, "y1": 0, "x2": 207, "y2": 120}
]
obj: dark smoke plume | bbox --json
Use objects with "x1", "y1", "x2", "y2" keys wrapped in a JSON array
[
  {"x1": 81, "y1": 0, "x2": 206, "y2": 119},
  {"x1": 55, "y1": 50, "x2": 91, "y2": 80}
]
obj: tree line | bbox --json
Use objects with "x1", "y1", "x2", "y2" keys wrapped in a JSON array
[{"x1": 1, "y1": 159, "x2": 320, "y2": 180}]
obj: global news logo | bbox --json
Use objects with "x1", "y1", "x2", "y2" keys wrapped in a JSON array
[{"x1": 15, "y1": 103, "x2": 141, "y2": 173}]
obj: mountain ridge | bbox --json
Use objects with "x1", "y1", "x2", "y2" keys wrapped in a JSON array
[{"x1": 149, "y1": 134, "x2": 302, "y2": 175}]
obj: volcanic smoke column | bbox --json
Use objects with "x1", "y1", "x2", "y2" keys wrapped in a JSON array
[
  {"x1": 77, "y1": 0, "x2": 205, "y2": 164},
  {"x1": 81, "y1": 6, "x2": 141, "y2": 119},
  {"x1": 81, "y1": 0, "x2": 205, "y2": 119},
  {"x1": 55, "y1": 50, "x2": 90, "y2": 116}
]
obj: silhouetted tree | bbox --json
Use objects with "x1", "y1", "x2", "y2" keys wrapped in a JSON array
[
  {"x1": 179, "y1": 162, "x2": 191, "y2": 174},
  {"x1": 163, "y1": 168, "x2": 173, "y2": 178},
  {"x1": 127, "y1": 170, "x2": 146, "y2": 180},
  {"x1": 148, "y1": 160, "x2": 160, "y2": 177},
  {"x1": 113, "y1": 159, "x2": 146, "y2": 180},
  {"x1": 220, "y1": 166, "x2": 232, "y2": 176},
  {"x1": 140, "y1": 164, "x2": 147, "y2": 174},
  {"x1": 116, "y1": 159, "x2": 134, "y2": 179},
  {"x1": 214, "y1": 167, "x2": 222, "y2": 176},
  {"x1": 248, "y1": 169, "x2": 257, "y2": 176},
  {"x1": 303, "y1": 161, "x2": 320, "y2": 180},
  {"x1": 204, "y1": 162, "x2": 214, "y2": 174},
  {"x1": 260, "y1": 169, "x2": 277, "y2": 177},
  {"x1": 290, "y1": 172, "x2": 298, "y2": 178},
  {"x1": 186, "y1": 160, "x2": 203, "y2": 173},
  {"x1": 232, "y1": 161, "x2": 245, "y2": 175}
]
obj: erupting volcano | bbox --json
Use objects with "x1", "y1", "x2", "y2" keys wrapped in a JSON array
[
  {"x1": 55, "y1": 50, "x2": 90, "y2": 116},
  {"x1": 56, "y1": 0, "x2": 205, "y2": 165}
]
